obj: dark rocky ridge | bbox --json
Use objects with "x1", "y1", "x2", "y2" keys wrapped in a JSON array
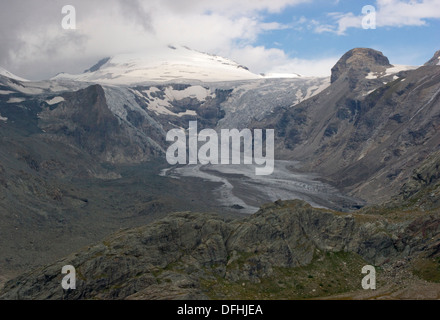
[
  {"x1": 38, "y1": 84, "x2": 164, "y2": 163},
  {"x1": 424, "y1": 50, "x2": 440, "y2": 66},
  {"x1": 1, "y1": 199, "x2": 439, "y2": 300}
]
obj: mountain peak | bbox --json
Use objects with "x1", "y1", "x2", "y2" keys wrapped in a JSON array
[
  {"x1": 0, "y1": 66, "x2": 28, "y2": 82},
  {"x1": 53, "y1": 45, "x2": 262, "y2": 84},
  {"x1": 331, "y1": 48, "x2": 392, "y2": 83},
  {"x1": 424, "y1": 50, "x2": 440, "y2": 66}
]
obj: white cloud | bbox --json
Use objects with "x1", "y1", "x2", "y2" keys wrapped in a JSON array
[
  {"x1": 376, "y1": 0, "x2": 440, "y2": 26},
  {"x1": 227, "y1": 45, "x2": 337, "y2": 76},
  {"x1": 318, "y1": 0, "x2": 440, "y2": 35},
  {"x1": 2, "y1": 0, "x2": 327, "y2": 79},
  {"x1": 150, "y1": 0, "x2": 310, "y2": 16}
]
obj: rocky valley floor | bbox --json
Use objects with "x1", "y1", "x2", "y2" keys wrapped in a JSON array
[{"x1": 0, "y1": 159, "x2": 249, "y2": 287}]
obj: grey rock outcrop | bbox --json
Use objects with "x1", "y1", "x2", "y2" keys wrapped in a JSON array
[
  {"x1": 1, "y1": 200, "x2": 439, "y2": 300},
  {"x1": 331, "y1": 48, "x2": 392, "y2": 84}
]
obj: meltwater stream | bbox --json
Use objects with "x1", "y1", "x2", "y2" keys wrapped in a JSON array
[{"x1": 160, "y1": 160, "x2": 364, "y2": 214}]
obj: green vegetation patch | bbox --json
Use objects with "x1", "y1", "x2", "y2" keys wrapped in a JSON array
[
  {"x1": 201, "y1": 250, "x2": 371, "y2": 300},
  {"x1": 412, "y1": 257, "x2": 440, "y2": 283}
]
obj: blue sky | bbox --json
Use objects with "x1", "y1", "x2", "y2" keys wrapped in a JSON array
[
  {"x1": 256, "y1": 0, "x2": 440, "y2": 67},
  {"x1": 1, "y1": 0, "x2": 439, "y2": 79}
]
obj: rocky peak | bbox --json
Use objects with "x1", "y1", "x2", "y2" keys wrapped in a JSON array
[
  {"x1": 331, "y1": 48, "x2": 392, "y2": 83},
  {"x1": 424, "y1": 50, "x2": 440, "y2": 66}
]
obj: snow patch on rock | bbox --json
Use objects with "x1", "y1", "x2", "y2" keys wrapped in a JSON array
[
  {"x1": 7, "y1": 97, "x2": 26, "y2": 104},
  {"x1": 46, "y1": 97, "x2": 65, "y2": 105}
]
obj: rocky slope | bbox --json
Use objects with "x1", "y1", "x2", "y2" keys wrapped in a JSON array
[
  {"x1": 1, "y1": 199, "x2": 439, "y2": 300},
  {"x1": 257, "y1": 48, "x2": 440, "y2": 204},
  {"x1": 3, "y1": 144, "x2": 440, "y2": 300},
  {"x1": 0, "y1": 66, "x2": 328, "y2": 282},
  {"x1": 39, "y1": 84, "x2": 165, "y2": 163},
  {"x1": 1, "y1": 48, "x2": 440, "y2": 299},
  {"x1": 391, "y1": 150, "x2": 440, "y2": 211}
]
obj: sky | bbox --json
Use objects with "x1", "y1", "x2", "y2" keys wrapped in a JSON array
[{"x1": 0, "y1": 0, "x2": 439, "y2": 80}]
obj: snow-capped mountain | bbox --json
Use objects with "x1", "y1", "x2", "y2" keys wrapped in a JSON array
[
  {"x1": 0, "y1": 66, "x2": 28, "y2": 82},
  {"x1": 53, "y1": 45, "x2": 264, "y2": 85},
  {"x1": 1, "y1": 47, "x2": 440, "y2": 294}
]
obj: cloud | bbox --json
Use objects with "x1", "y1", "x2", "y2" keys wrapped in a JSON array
[
  {"x1": 227, "y1": 45, "x2": 338, "y2": 76},
  {"x1": 376, "y1": 0, "x2": 440, "y2": 26},
  {"x1": 317, "y1": 0, "x2": 440, "y2": 35},
  {"x1": 0, "y1": 0, "x2": 335, "y2": 80},
  {"x1": 149, "y1": 0, "x2": 310, "y2": 16},
  {"x1": 117, "y1": 0, "x2": 154, "y2": 32}
]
